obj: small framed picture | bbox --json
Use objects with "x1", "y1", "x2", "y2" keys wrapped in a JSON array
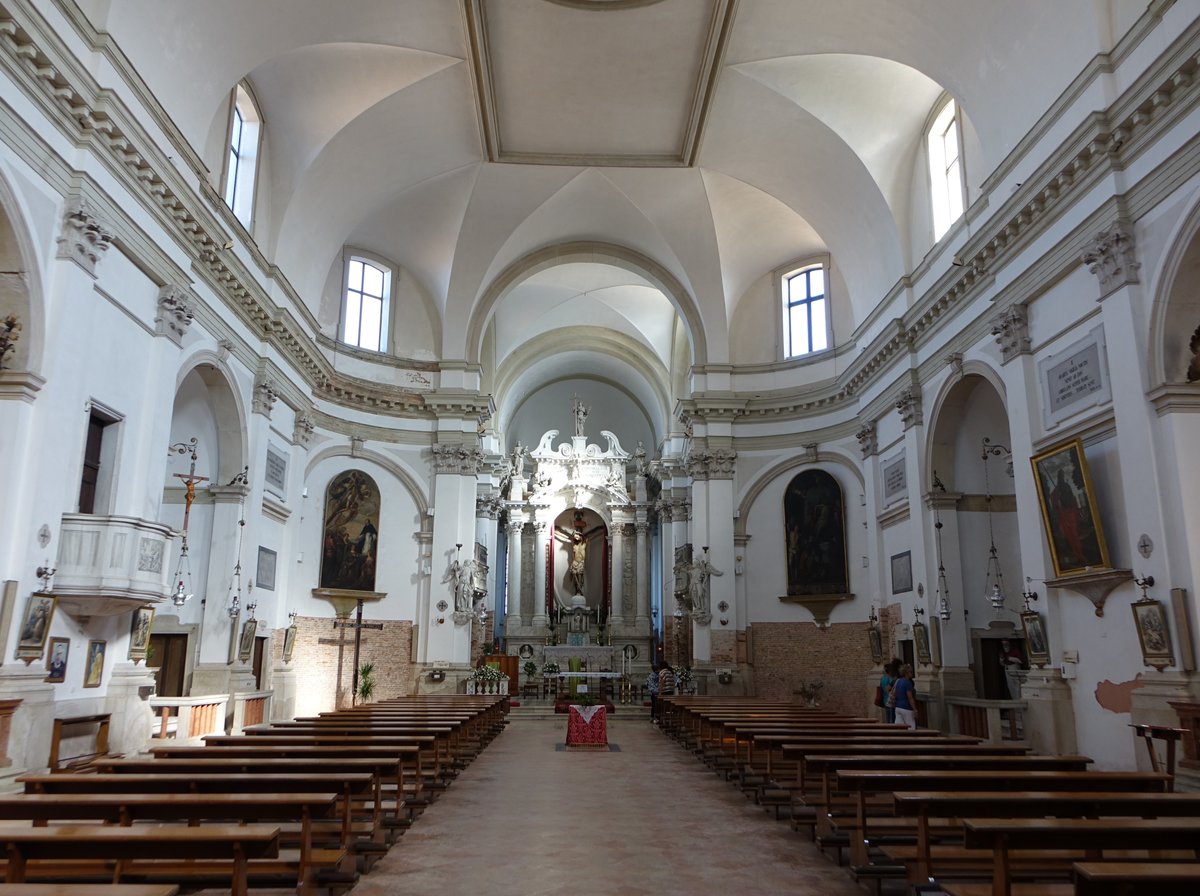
[
  {"x1": 890, "y1": 551, "x2": 913, "y2": 595},
  {"x1": 1131, "y1": 598, "x2": 1174, "y2": 670},
  {"x1": 913, "y1": 621, "x2": 932, "y2": 666},
  {"x1": 868, "y1": 626, "x2": 883, "y2": 664},
  {"x1": 238, "y1": 619, "x2": 258, "y2": 663},
  {"x1": 16, "y1": 593, "x2": 56, "y2": 662},
  {"x1": 128, "y1": 606, "x2": 155, "y2": 664},
  {"x1": 83, "y1": 640, "x2": 106, "y2": 688},
  {"x1": 45, "y1": 637, "x2": 69, "y2": 683},
  {"x1": 282, "y1": 624, "x2": 298, "y2": 664},
  {"x1": 1020, "y1": 611, "x2": 1050, "y2": 668}
]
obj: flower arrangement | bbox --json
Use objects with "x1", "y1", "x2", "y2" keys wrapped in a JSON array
[
  {"x1": 675, "y1": 666, "x2": 695, "y2": 686},
  {"x1": 471, "y1": 664, "x2": 504, "y2": 682},
  {"x1": 796, "y1": 679, "x2": 824, "y2": 704},
  {"x1": 542, "y1": 661, "x2": 560, "y2": 676},
  {"x1": 522, "y1": 660, "x2": 539, "y2": 679}
]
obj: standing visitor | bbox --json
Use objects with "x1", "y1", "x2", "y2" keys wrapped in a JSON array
[
  {"x1": 880, "y1": 658, "x2": 901, "y2": 724},
  {"x1": 893, "y1": 664, "x2": 918, "y2": 729},
  {"x1": 646, "y1": 663, "x2": 661, "y2": 723}
]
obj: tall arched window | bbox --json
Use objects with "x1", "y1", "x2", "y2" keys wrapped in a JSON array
[
  {"x1": 340, "y1": 250, "x2": 394, "y2": 353},
  {"x1": 781, "y1": 262, "x2": 829, "y2": 360},
  {"x1": 223, "y1": 83, "x2": 261, "y2": 229},
  {"x1": 928, "y1": 97, "x2": 965, "y2": 241}
]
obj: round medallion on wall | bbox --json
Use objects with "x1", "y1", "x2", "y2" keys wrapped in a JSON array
[
  {"x1": 436, "y1": 600, "x2": 449, "y2": 612},
  {"x1": 717, "y1": 601, "x2": 729, "y2": 612},
  {"x1": 622, "y1": 644, "x2": 638, "y2": 659},
  {"x1": 518, "y1": 644, "x2": 534, "y2": 659}
]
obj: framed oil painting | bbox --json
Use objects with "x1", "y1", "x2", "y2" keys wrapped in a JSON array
[
  {"x1": 45, "y1": 637, "x2": 69, "y2": 683},
  {"x1": 128, "y1": 606, "x2": 155, "y2": 663},
  {"x1": 238, "y1": 619, "x2": 258, "y2": 663},
  {"x1": 890, "y1": 551, "x2": 913, "y2": 595},
  {"x1": 83, "y1": 640, "x2": 106, "y2": 688},
  {"x1": 256, "y1": 546, "x2": 277, "y2": 592},
  {"x1": 913, "y1": 621, "x2": 932, "y2": 666},
  {"x1": 1031, "y1": 439, "x2": 1111, "y2": 577},
  {"x1": 783, "y1": 470, "x2": 848, "y2": 596},
  {"x1": 16, "y1": 593, "x2": 55, "y2": 662},
  {"x1": 282, "y1": 624, "x2": 298, "y2": 664},
  {"x1": 1020, "y1": 611, "x2": 1050, "y2": 668},
  {"x1": 868, "y1": 626, "x2": 883, "y2": 664},
  {"x1": 319, "y1": 469, "x2": 381, "y2": 591},
  {"x1": 1131, "y1": 598, "x2": 1174, "y2": 670}
]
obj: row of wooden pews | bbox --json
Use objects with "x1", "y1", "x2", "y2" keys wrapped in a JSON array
[
  {"x1": 657, "y1": 696, "x2": 1200, "y2": 896},
  {"x1": 0, "y1": 695, "x2": 507, "y2": 896}
]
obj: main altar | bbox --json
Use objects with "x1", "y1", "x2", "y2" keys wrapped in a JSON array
[{"x1": 500, "y1": 398, "x2": 655, "y2": 680}]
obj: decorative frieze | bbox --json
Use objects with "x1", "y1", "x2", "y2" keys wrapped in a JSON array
[
  {"x1": 252, "y1": 375, "x2": 278, "y2": 418},
  {"x1": 687, "y1": 449, "x2": 737, "y2": 480},
  {"x1": 991, "y1": 304, "x2": 1032, "y2": 363},
  {"x1": 56, "y1": 199, "x2": 113, "y2": 276},
  {"x1": 1081, "y1": 221, "x2": 1139, "y2": 299},
  {"x1": 154, "y1": 285, "x2": 195, "y2": 345},
  {"x1": 855, "y1": 423, "x2": 877, "y2": 458},
  {"x1": 432, "y1": 443, "x2": 485, "y2": 475},
  {"x1": 895, "y1": 388, "x2": 923, "y2": 429}
]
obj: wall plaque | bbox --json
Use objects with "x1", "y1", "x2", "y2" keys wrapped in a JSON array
[
  {"x1": 265, "y1": 445, "x2": 288, "y2": 496},
  {"x1": 1039, "y1": 325, "x2": 1111, "y2": 428},
  {"x1": 882, "y1": 454, "x2": 906, "y2": 503}
]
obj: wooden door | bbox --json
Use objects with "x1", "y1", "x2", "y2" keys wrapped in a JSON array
[{"x1": 148, "y1": 633, "x2": 188, "y2": 697}]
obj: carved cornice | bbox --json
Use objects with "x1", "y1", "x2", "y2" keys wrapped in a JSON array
[
  {"x1": 1081, "y1": 219, "x2": 1140, "y2": 299},
  {"x1": 991, "y1": 304, "x2": 1032, "y2": 364},
  {"x1": 687, "y1": 449, "x2": 736, "y2": 480},
  {"x1": 431, "y1": 443, "x2": 485, "y2": 476},
  {"x1": 0, "y1": 368, "x2": 44, "y2": 402},
  {"x1": 56, "y1": 197, "x2": 113, "y2": 276},
  {"x1": 315, "y1": 374, "x2": 426, "y2": 415}
]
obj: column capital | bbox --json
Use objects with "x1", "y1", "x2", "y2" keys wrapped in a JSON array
[
  {"x1": 293, "y1": 412, "x2": 316, "y2": 448},
  {"x1": 431, "y1": 443, "x2": 484, "y2": 475},
  {"x1": 687, "y1": 449, "x2": 736, "y2": 480},
  {"x1": 895, "y1": 387, "x2": 923, "y2": 429},
  {"x1": 990, "y1": 304, "x2": 1032, "y2": 363},
  {"x1": 1081, "y1": 219, "x2": 1139, "y2": 299},
  {"x1": 855, "y1": 422, "x2": 877, "y2": 458},
  {"x1": 154, "y1": 285, "x2": 195, "y2": 345},
  {"x1": 56, "y1": 198, "x2": 114, "y2": 277},
  {"x1": 252, "y1": 375, "x2": 278, "y2": 418}
]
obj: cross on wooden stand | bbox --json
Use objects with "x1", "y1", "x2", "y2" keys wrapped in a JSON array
[
  {"x1": 169, "y1": 437, "x2": 208, "y2": 536},
  {"x1": 317, "y1": 597, "x2": 383, "y2": 707}
]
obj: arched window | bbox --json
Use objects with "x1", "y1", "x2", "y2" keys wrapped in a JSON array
[
  {"x1": 223, "y1": 83, "x2": 261, "y2": 229},
  {"x1": 340, "y1": 251, "x2": 393, "y2": 352},
  {"x1": 928, "y1": 97, "x2": 965, "y2": 241},
  {"x1": 781, "y1": 262, "x2": 829, "y2": 360}
]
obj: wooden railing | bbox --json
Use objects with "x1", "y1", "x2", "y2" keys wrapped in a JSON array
[
  {"x1": 231, "y1": 690, "x2": 273, "y2": 734},
  {"x1": 149, "y1": 694, "x2": 228, "y2": 743},
  {"x1": 945, "y1": 696, "x2": 1028, "y2": 744}
]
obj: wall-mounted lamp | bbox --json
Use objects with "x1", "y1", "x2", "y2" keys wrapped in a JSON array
[
  {"x1": 35, "y1": 561, "x2": 57, "y2": 592},
  {"x1": 1021, "y1": 577, "x2": 1040, "y2": 611},
  {"x1": 868, "y1": 605, "x2": 879, "y2": 626},
  {"x1": 913, "y1": 605, "x2": 926, "y2": 623},
  {"x1": 1135, "y1": 574, "x2": 1155, "y2": 600},
  {"x1": 288, "y1": 611, "x2": 298, "y2": 626}
]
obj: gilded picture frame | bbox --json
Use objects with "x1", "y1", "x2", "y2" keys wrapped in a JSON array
[
  {"x1": 1031, "y1": 439, "x2": 1111, "y2": 577},
  {"x1": 868, "y1": 626, "x2": 883, "y2": 664},
  {"x1": 1131, "y1": 598, "x2": 1173, "y2": 671},
  {"x1": 282, "y1": 624, "x2": 298, "y2": 664},
  {"x1": 16, "y1": 593, "x2": 56, "y2": 662},
  {"x1": 238, "y1": 619, "x2": 258, "y2": 663},
  {"x1": 913, "y1": 621, "x2": 932, "y2": 666},
  {"x1": 45, "y1": 636, "x2": 69, "y2": 683},
  {"x1": 128, "y1": 606, "x2": 155, "y2": 664},
  {"x1": 1020, "y1": 611, "x2": 1050, "y2": 668},
  {"x1": 83, "y1": 639, "x2": 106, "y2": 688}
]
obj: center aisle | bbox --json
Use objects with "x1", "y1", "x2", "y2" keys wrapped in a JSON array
[{"x1": 348, "y1": 709, "x2": 862, "y2": 896}]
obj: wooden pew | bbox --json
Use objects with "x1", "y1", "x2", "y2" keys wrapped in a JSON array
[
  {"x1": 892, "y1": 790, "x2": 1200, "y2": 884},
  {"x1": 0, "y1": 792, "x2": 341, "y2": 894},
  {"x1": 1074, "y1": 861, "x2": 1200, "y2": 895},
  {"x1": 0, "y1": 823, "x2": 279, "y2": 896},
  {"x1": 958, "y1": 817, "x2": 1200, "y2": 896},
  {"x1": 0, "y1": 888, "x2": 178, "y2": 896}
]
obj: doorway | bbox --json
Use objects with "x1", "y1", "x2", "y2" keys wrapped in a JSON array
[{"x1": 148, "y1": 633, "x2": 188, "y2": 697}]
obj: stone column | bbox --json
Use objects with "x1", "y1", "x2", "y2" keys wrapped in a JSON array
[
  {"x1": 610, "y1": 523, "x2": 628, "y2": 626},
  {"x1": 475, "y1": 495, "x2": 501, "y2": 627},
  {"x1": 635, "y1": 515, "x2": 651, "y2": 626},
  {"x1": 192, "y1": 482, "x2": 251, "y2": 694},
  {"x1": 426, "y1": 443, "x2": 484, "y2": 666},
  {"x1": 687, "y1": 450, "x2": 736, "y2": 665},
  {"x1": 505, "y1": 516, "x2": 524, "y2": 632},
  {"x1": 531, "y1": 521, "x2": 549, "y2": 629}
]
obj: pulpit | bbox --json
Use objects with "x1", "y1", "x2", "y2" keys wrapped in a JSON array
[{"x1": 565, "y1": 704, "x2": 607, "y2": 749}]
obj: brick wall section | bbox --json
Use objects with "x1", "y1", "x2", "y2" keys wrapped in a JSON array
[
  {"x1": 710, "y1": 630, "x2": 736, "y2": 664},
  {"x1": 750, "y1": 621, "x2": 873, "y2": 714},
  {"x1": 273, "y1": 615, "x2": 415, "y2": 709}
]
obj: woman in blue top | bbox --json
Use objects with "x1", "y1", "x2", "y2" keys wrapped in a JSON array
[
  {"x1": 879, "y1": 658, "x2": 900, "y2": 723},
  {"x1": 893, "y1": 663, "x2": 917, "y2": 729}
]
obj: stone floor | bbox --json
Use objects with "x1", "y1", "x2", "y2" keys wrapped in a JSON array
[{"x1": 346, "y1": 708, "x2": 865, "y2": 896}]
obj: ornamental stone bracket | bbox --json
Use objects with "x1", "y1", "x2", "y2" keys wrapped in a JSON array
[
  {"x1": 855, "y1": 423, "x2": 877, "y2": 458},
  {"x1": 1046, "y1": 567, "x2": 1132, "y2": 617},
  {"x1": 292, "y1": 412, "x2": 316, "y2": 448},
  {"x1": 56, "y1": 198, "x2": 114, "y2": 277},
  {"x1": 991, "y1": 304, "x2": 1032, "y2": 364},
  {"x1": 895, "y1": 388, "x2": 923, "y2": 429},
  {"x1": 154, "y1": 285, "x2": 195, "y2": 345},
  {"x1": 252, "y1": 375, "x2": 278, "y2": 418},
  {"x1": 779, "y1": 593, "x2": 854, "y2": 628},
  {"x1": 1081, "y1": 221, "x2": 1139, "y2": 300},
  {"x1": 432, "y1": 443, "x2": 485, "y2": 476}
]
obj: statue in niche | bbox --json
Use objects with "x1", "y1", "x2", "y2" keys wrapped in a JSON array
[
  {"x1": 571, "y1": 393, "x2": 589, "y2": 437},
  {"x1": 634, "y1": 440, "x2": 647, "y2": 475},
  {"x1": 783, "y1": 469, "x2": 848, "y2": 596},
  {"x1": 508, "y1": 443, "x2": 528, "y2": 479},
  {"x1": 445, "y1": 557, "x2": 476, "y2": 613},
  {"x1": 320, "y1": 469, "x2": 381, "y2": 591},
  {"x1": 688, "y1": 552, "x2": 723, "y2": 620},
  {"x1": 569, "y1": 532, "x2": 587, "y2": 594}
]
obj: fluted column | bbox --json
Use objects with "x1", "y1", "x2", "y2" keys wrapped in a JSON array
[
  {"x1": 610, "y1": 525, "x2": 628, "y2": 626},
  {"x1": 531, "y1": 521, "x2": 549, "y2": 628},
  {"x1": 506, "y1": 517, "x2": 524, "y2": 630},
  {"x1": 635, "y1": 515, "x2": 650, "y2": 626}
]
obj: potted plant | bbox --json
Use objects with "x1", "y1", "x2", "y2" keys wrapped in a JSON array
[
  {"x1": 796, "y1": 679, "x2": 824, "y2": 707},
  {"x1": 676, "y1": 666, "x2": 695, "y2": 694},
  {"x1": 522, "y1": 660, "x2": 539, "y2": 681},
  {"x1": 357, "y1": 662, "x2": 375, "y2": 703}
]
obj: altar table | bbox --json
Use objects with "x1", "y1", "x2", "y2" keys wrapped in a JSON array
[{"x1": 566, "y1": 705, "x2": 608, "y2": 749}]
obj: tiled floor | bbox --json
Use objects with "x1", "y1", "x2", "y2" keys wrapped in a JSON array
[{"x1": 348, "y1": 710, "x2": 864, "y2": 896}]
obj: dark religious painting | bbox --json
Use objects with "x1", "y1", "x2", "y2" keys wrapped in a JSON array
[
  {"x1": 1030, "y1": 439, "x2": 1110, "y2": 577},
  {"x1": 783, "y1": 470, "x2": 848, "y2": 596},
  {"x1": 320, "y1": 469, "x2": 381, "y2": 591}
]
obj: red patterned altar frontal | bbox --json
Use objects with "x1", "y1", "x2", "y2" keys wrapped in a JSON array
[{"x1": 565, "y1": 704, "x2": 608, "y2": 749}]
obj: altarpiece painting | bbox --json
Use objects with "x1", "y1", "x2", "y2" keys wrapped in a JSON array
[
  {"x1": 320, "y1": 469, "x2": 381, "y2": 591},
  {"x1": 783, "y1": 470, "x2": 848, "y2": 596}
]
